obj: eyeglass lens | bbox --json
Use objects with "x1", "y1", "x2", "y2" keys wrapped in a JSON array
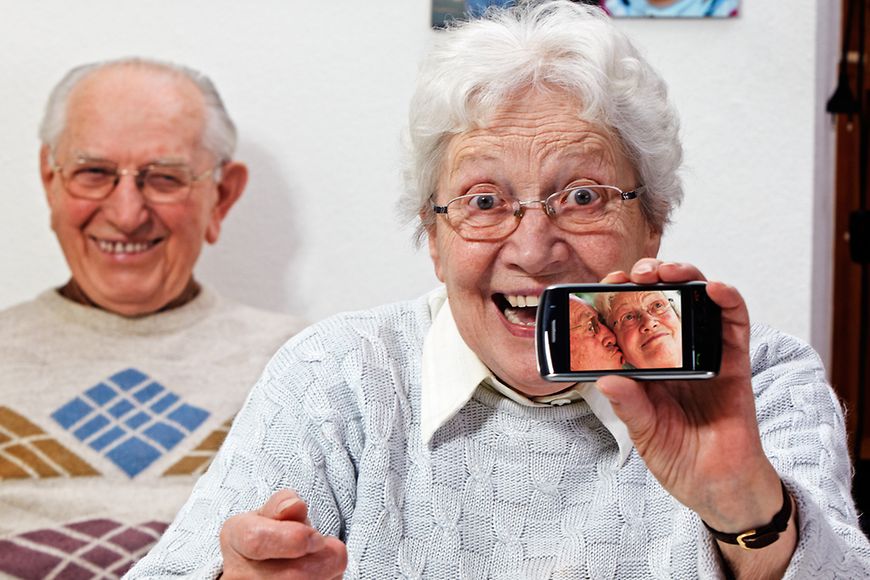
[
  {"x1": 616, "y1": 298, "x2": 671, "y2": 329},
  {"x1": 59, "y1": 161, "x2": 198, "y2": 202}
]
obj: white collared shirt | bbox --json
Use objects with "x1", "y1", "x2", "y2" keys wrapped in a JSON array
[{"x1": 420, "y1": 287, "x2": 633, "y2": 465}]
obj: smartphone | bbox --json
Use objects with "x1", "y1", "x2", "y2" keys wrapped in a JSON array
[{"x1": 536, "y1": 282, "x2": 721, "y2": 381}]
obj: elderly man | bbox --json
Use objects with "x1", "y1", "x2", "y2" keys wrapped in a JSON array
[
  {"x1": 0, "y1": 58, "x2": 302, "y2": 579},
  {"x1": 568, "y1": 294, "x2": 624, "y2": 371}
]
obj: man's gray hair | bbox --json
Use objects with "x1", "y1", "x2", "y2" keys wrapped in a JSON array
[
  {"x1": 38, "y1": 57, "x2": 237, "y2": 161},
  {"x1": 400, "y1": 0, "x2": 683, "y2": 244}
]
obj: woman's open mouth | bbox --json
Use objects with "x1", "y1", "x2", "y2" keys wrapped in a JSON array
[{"x1": 494, "y1": 293, "x2": 539, "y2": 327}]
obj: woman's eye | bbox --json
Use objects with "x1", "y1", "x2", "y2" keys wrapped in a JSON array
[
  {"x1": 566, "y1": 186, "x2": 600, "y2": 206},
  {"x1": 469, "y1": 194, "x2": 498, "y2": 211}
]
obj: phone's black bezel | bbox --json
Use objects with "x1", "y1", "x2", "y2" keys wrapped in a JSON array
[{"x1": 536, "y1": 282, "x2": 722, "y2": 381}]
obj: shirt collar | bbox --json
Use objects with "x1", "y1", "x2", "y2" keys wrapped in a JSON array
[{"x1": 421, "y1": 287, "x2": 633, "y2": 465}]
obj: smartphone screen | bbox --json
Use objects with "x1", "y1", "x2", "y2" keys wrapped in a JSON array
[{"x1": 537, "y1": 283, "x2": 721, "y2": 381}]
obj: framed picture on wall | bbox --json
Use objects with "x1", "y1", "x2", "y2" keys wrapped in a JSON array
[
  {"x1": 432, "y1": 0, "x2": 740, "y2": 28},
  {"x1": 603, "y1": 0, "x2": 739, "y2": 17}
]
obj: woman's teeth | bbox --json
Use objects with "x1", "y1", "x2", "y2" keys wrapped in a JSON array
[
  {"x1": 505, "y1": 294, "x2": 539, "y2": 308},
  {"x1": 503, "y1": 294, "x2": 539, "y2": 326},
  {"x1": 504, "y1": 308, "x2": 536, "y2": 326}
]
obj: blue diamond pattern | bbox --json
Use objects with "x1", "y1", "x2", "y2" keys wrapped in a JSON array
[
  {"x1": 90, "y1": 426, "x2": 124, "y2": 451},
  {"x1": 151, "y1": 393, "x2": 178, "y2": 414},
  {"x1": 108, "y1": 399, "x2": 134, "y2": 418},
  {"x1": 51, "y1": 367, "x2": 210, "y2": 478},
  {"x1": 111, "y1": 368, "x2": 148, "y2": 390},
  {"x1": 86, "y1": 383, "x2": 116, "y2": 405},
  {"x1": 144, "y1": 422, "x2": 185, "y2": 450},
  {"x1": 167, "y1": 404, "x2": 209, "y2": 431},
  {"x1": 107, "y1": 437, "x2": 161, "y2": 478},
  {"x1": 51, "y1": 398, "x2": 93, "y2": 429},
  {"x1": 126, "y1": 411, "x2": 150, "y2": 429},
  {"x1": 73, "y1": 414, "x2": 110, "y2": 440},
  {"x1": 134, "y1": 381, "x2": 164, "y2": 403}
]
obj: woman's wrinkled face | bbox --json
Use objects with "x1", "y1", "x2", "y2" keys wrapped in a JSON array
[
  {"x1": 427, "y1": 88, "x2": 660, "y2": 396},
  {"x1": 608, "y1": 291, "x2": 682, "y2": 369}
]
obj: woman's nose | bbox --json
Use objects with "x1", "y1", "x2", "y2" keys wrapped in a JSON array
[
  {"x1": 639, "y1": 311, "x2": 660, "y2": 332},
  {"x1": 501, "y1": 206, "x2": 567, "y2": 275}
]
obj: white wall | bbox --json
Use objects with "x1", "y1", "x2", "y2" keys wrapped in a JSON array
[{"x1": 0, "y1": 1, "x2": 836, "y2": 365}]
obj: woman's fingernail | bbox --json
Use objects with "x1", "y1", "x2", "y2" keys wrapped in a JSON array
[
  {"x1": 307, "y1": 531, "x2": 326, "y2": 553},
  {"x1": 635, "y1": 263, "x2": 654, "y2": 274},
  {"x1": 277, "y1": 498, "x2": 299, "y2": 514}
]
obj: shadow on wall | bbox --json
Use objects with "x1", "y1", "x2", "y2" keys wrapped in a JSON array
[{"x1": 196, "y1": 140, "x2": 303, "y2": 315}]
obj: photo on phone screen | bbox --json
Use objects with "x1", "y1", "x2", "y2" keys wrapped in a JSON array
[
  {"x1": 537, "y1": 283, "x2": 721, "y2": 381},
  {"x1": 568, "y1": 289, "x2": 682, "y2": 371}
]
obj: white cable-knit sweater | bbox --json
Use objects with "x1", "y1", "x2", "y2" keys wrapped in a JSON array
[{"x1": 128, "y1": 294, "x2": 870, "y2": 579}]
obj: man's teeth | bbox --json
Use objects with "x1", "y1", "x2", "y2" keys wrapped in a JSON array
[
  {"x1": 96, "y1": 239, "x2": 156, "y2": 254},
  {"x1": 505, "y1": 294, "x2": 539, "y2": 308}
]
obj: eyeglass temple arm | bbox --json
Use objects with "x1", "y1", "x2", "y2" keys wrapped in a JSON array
[{"x1": 622, "y1": 185, "x2": 645, "y2": 200}]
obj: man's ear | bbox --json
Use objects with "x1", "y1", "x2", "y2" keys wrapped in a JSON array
[
  {"x1": 39, "y1": 145, "x2": 57, "y2": 205},
  {"x1": 205, "y1": 161, "x2": 248, "y2": 244}
]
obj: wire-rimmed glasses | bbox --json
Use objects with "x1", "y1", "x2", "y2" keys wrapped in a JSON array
[
  {"x1": 51, "y1": 156, "x2": 220, "y2": 204},
  {"x1": 610, "y1": 295, "x2": 676, "y2": 331},
  {"x1": 432, "y1": 183, "x2": 644, "y2": 241}
]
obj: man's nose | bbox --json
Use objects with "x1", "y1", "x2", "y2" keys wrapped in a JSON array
[{"x1": 101, "y1": 174, "x2": 151, "y2": 232}]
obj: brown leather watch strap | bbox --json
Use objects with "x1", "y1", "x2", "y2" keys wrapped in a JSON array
[{"x1": 702, "y1": 480, "x2": 792, "y2": 550}]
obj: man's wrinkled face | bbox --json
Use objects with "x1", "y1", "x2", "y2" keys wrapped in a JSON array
[
  {"x1": 42, "y1": 66, "x2": 225, "y2": 316},
  {"x1": 568, "y1": 297, "x2": 623, "y2": 371},
  {"x1": 609, "y1": 291, "x2": 682, "y2": 368},
  {"x1": 427, "y1": 88, "x2": 660, "y2": 396}
]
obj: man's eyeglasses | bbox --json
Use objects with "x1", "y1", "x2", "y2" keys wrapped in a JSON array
[
  {"x1": 611, "y1": 297, "x2": 675, "y2": 331},
  {"x1": 51, "y1": 156, "x2": 221, "y2": 204},
  {"x1": 570, "y1": 315, "x2": 602, "y2": 337},
  {"x1": 432, "y1": 183, "x2": 643, "y2": 241}
]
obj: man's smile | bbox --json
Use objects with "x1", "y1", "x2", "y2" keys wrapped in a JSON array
[{"x1": 91, "y1": 235, "x2": 163, "y2": 255}]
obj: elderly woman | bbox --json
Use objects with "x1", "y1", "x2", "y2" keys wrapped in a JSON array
[
  {"x1": 129, "y1": 2, "x2": 870, "y2": 579},
  {"x1": 597, "y1": 290, "x2": 682, "y2": 368}
]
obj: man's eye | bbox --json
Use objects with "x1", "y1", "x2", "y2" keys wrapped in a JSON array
[
  {"x1": 146, "y1": 171, "x2": 187, "y2": 190},
  {"x1": 74, "y1": 166, "x2": 114, "y2": 178},
  {"x1": 622, "y1": 312, "x2": 636, "y2": 323}
]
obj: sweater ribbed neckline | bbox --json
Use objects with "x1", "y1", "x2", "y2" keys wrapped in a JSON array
[{"x1": 36, "y1": 285, "x2": 220, "y2": 336}]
